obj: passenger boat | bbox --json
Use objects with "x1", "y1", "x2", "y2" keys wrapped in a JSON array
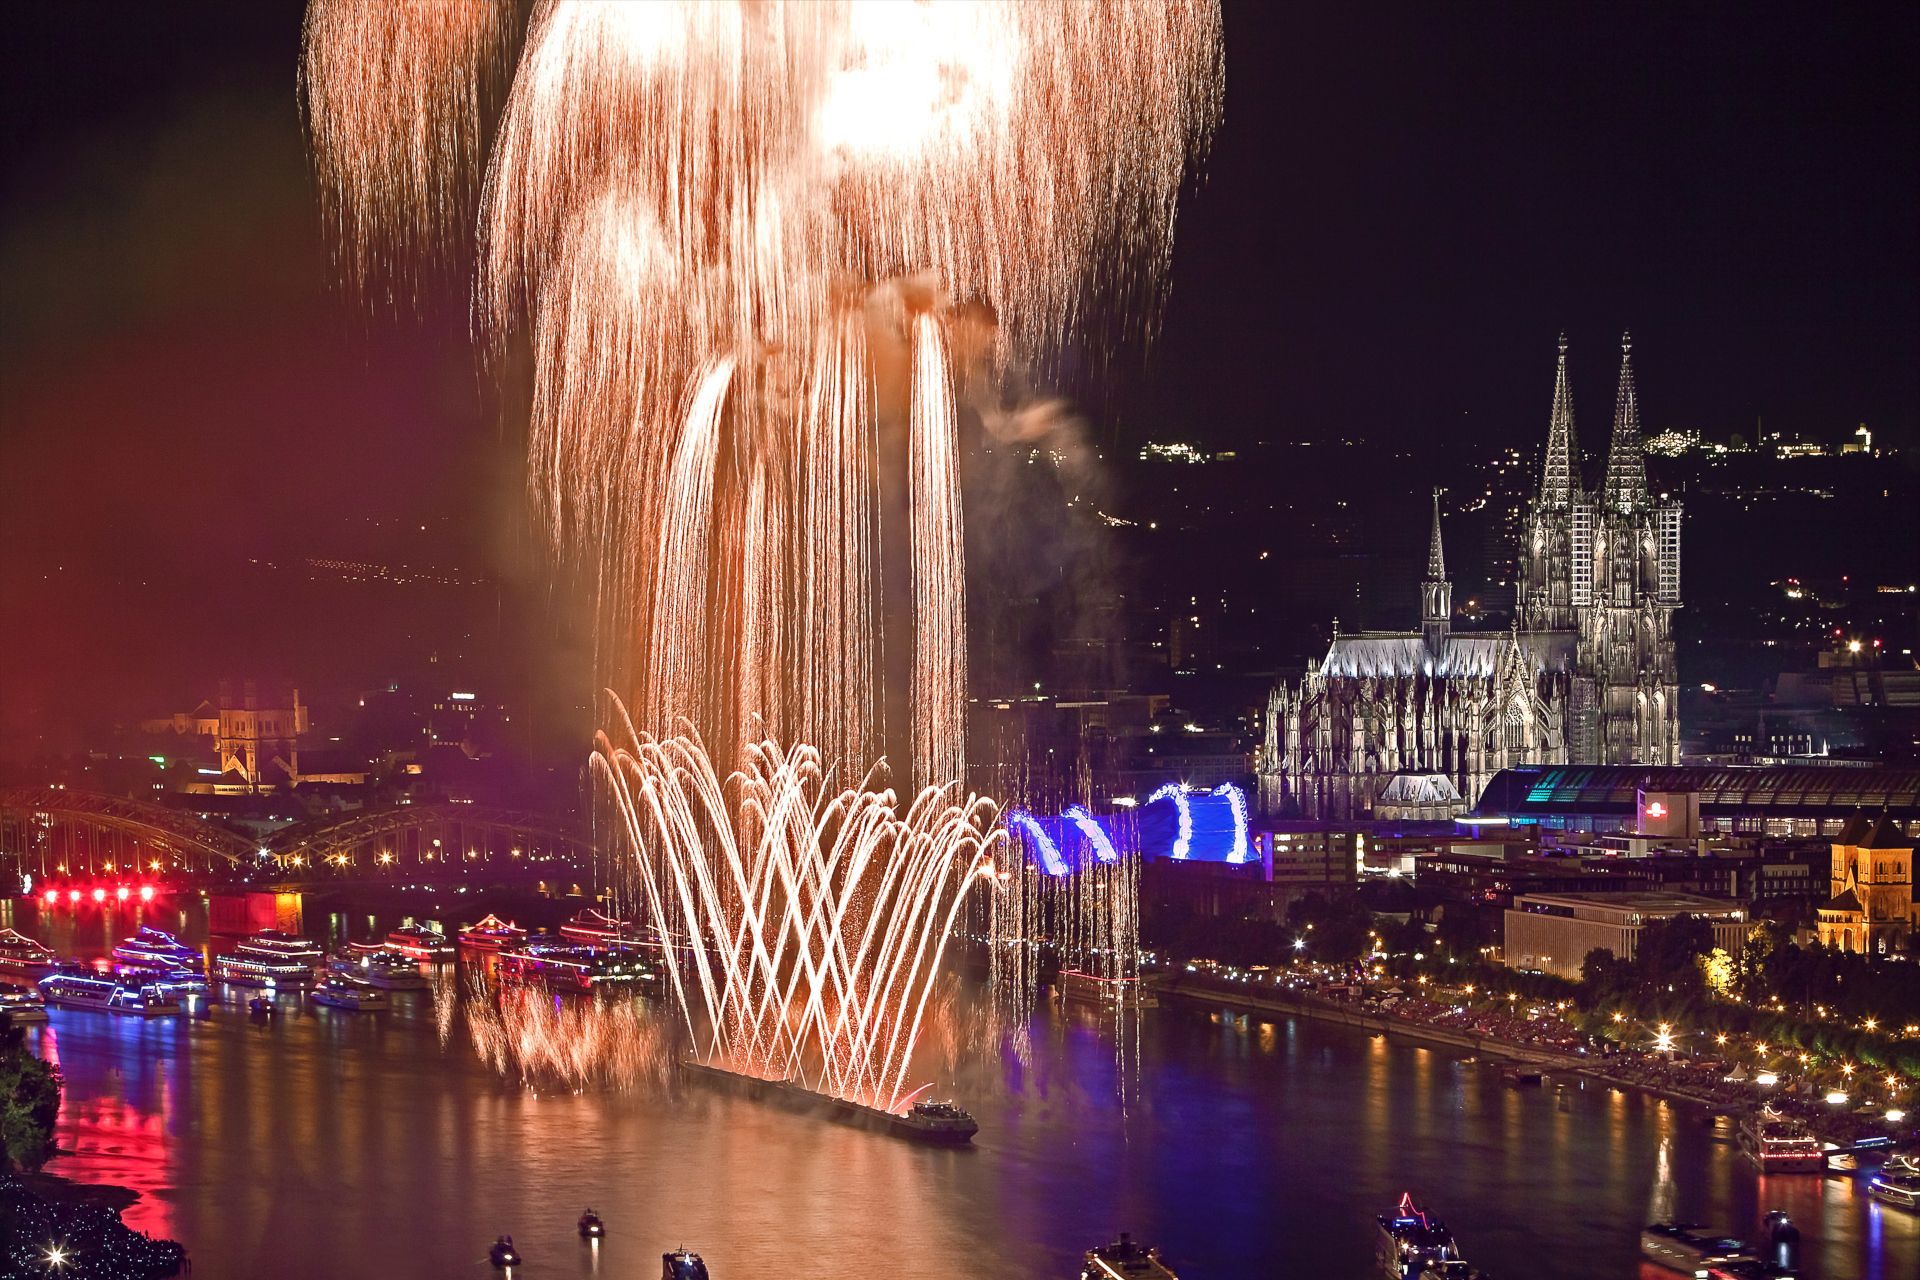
[
  {"x1": 234, "y1": 930, "x2": 323, "y2": 963},
  {"x1": 1738, "y1": 1107, "x2": 1825, "y2": 1173},
  {"x1": 329, "y1": 950, "x2": 427, "y2": 990},
  {"x1": 38, "y1": 972, "x2": 182, "y2": 1016},
  {"x1": 1082, "y1": 1232, "x2": 1178, "y2": 1279},
  {"x1": 0, "y1": 988, "x2": 50, "y2": 1023},
  {"x1": 0, "y1": 928, "x2": 61, "y2": 980},
  {"x1": 1057, "y1": 968, "x2": 1160, "y2": 1009},
  {"x1": 308, "y1": 977, "x2": 389, "y2": 1011},
  {"x1": 387, "y1": 924, "x2": 455, "y2": 960},
  {"x1": 1869, "y1": 1155, "x2": 1920, "y2": 1211},
  {"x1": 111, "y1": 926, "x2": 201, "y2": 972},
  {"x1": 680, "y1": 1058, "x2": 979, "y2": 1145},
  {"x1": 1641, "y1": 1223, "x2": 1755, "y2": 1274},
  {"x1": 497, "y1": 941, "x2": 654, "y2": 992},
  {"x1": 118, "y1": 965, "x2": 214, "y2": 1004},
  {"x1": 458, "y1": 914, "x2": 527, "y2": 951},
  {"x1": 559, "y1": 908, "x2": 640, "y2": 946},
  {"x1": 213, "y1": 951, "x2": 317, "y2": 988},
  {"x1": 662, "y1": 1249, "x2": 710, "y2": 1280},
  {"x1": 1379, "y1": 1194, "x2": 1468, "y2": 1279}
]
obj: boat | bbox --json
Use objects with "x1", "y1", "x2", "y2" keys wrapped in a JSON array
[
  {"x1": 1417, "y1": 1264, "x2": 1485, "y2": 1280},
  {"x1": 459, "y1": 914, "x2": 528, "y2": 951},
  {"x1": 498, "y1": 941, "x2": 654, "y2": 992},
  {"x1": 234, "y1": 930, "x2": 323, "y2": 963},
  {"x1": 309, "y1": 977, "x2": 389, "y2": 1011},
  {"x1": 1082, "y1": 1232, "x2": 1179, "y2": 1279},
  {"x1": 578, "y1": 1209, "x2": 605, "y2": 1239},
  {"x1": 37, "y1": 972, "x2": 182, "y2": 1016},
  {"x1": 213, "y1": 951, "x2": 317, "y2": 988},
  {"x1": 0, "y1": 988, "x2": 50, "y2": 1023},
  {"x1": 248, "y1": 995, "x2": 276, "y2": 1018},
  {"x1": 1500, "y1": 1065, "x2": 1545, "y2": 1087},
  {"x1": 118, "y1": 965, "x2": 215, "y2": 1005},
  {"x1": 387, "y1": 924, "x2": 456, "y2": 960},
  {"x1": 329, "y1": 950, "x2": 427, "y2": 990},
  {"x1": 662, "y1": 1249, "x2": 710, "y2": 1280},
  {"x1": 1379, "y1": 1195, "x2": 1469, "y2": 1279},
  {"x1": 0, "y1": 928, "x2": 61, "y2": 980},
  {"x1": 680, "y1": 1057, "x2": 978, "y2": 1145},
  {"x1": 1057, "y1": 968, "x2": 1159, "y2": 1009},
  {"x1": 1641, "y1": 1223, "x2": 1755, "y2": 1274},
  {"x1": 489, "y1": 1236, "x2": 522, "y2": 1269},
  {"x1": 1869, "y1": 1155, "x2": 1920, "y2": 1211},
  {"x1": 110, "y1": 926, "x2": 201, "y2": 972},
  {"x1": 1738, "y1": 1108, "x2": 1825, "y2": 1173},
  {"x1": 559, "y1": 908, "x2": 640, "y2": 946},
  {"x1": 893, "y1": 1099, "x2": 980, "y2": 1144}
]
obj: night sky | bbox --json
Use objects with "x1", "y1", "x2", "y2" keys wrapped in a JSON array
[{"x1": 2, "y1": 2, "x2": 1915, "y2": 749}]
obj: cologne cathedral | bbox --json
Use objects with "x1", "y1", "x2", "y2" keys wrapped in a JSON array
[{"x1": 1259, "y1": 334, "x2": 1682, "y2": 819}]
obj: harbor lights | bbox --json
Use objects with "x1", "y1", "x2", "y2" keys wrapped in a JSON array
[
  {"x1": 1653, "y1": 1023, "x2": 1675, "y2": 1054},
  {"x1": 115, "y1": 886, "x2": 129, "y2": 902},
  {"x1": 138, "y1": 885, "x2": 155, "y2": 902}
]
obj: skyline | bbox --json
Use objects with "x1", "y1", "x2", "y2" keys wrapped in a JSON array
[{"x1": 2, "y1": 1, "x2": 1916, "y2": 745}]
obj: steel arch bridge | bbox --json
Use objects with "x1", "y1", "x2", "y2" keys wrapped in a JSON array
[
  {"x1": 0, "y1": 789, "x2": 595, "y2": 882},
  {"x1": 0, "y1": 786, "x2": 261, "y2": 869}
]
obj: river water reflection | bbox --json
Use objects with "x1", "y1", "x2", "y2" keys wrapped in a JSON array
[{"x1": 11, "y1": 902, "x2": 1918, "y2": 1278}]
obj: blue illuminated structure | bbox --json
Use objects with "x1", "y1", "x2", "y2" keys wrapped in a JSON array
[
  {"x1": 1005, "y1": 809, "x2": 1070, "y2": 876},
  {"x1": 1004, "y1": 781, "x2": 1252, "y2": 876}
]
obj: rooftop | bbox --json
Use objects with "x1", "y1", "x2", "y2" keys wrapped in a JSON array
[{"x1": 1513, "y1": 890, "x2": 1744, "y2": 914}]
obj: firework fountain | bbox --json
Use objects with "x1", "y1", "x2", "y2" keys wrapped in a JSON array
[{"x1": 305, "y1": 1, "x2": 1219, "y2": 1107}]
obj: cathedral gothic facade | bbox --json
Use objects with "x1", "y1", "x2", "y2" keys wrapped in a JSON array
[{"x1": 1259, "y1": 335, "x2": 1682, "y2": 820}]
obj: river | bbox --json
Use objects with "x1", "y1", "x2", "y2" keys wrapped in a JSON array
[{"x1": 10, "y1": 900, "x2": 1917, "y2": 1279}]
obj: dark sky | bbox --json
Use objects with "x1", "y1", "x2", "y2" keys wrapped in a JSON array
[{"x1": 2, "y1": 2, "x2": 1915, "y2": 748}]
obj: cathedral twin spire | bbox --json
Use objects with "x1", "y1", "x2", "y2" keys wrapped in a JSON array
[{"x1": 1532, "y1": 331, "x2": 1649, "y2": 512}]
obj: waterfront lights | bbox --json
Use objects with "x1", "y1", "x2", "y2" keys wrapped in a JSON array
[
  {"x1": 139, "y1": 885, "x2": 155, "y2": 902},
  {"x1": 1756, "y1": 1072, "x2": 1779, "y2": 1086},
  {"x1": 115, "y1": 885, "x2": 129, "y2": 902},
  {"x1": 42, "y1": 890, "x2": 57, "y2": 906},
  {"x1": 1611, "y1": 1011, "x2": 1624, "y2": 1023},
  {"x1": 1715, "y1": 1033, "x2": 1728, "y2": 1046},
  {"x1": 90, "y1": 888, "x2": 106, "y2": 904},
  {"x1": 1825, "y1": 1091, "x2": 1849, "y2": 1105},
  {"x1": 1654, "y1": 1025, "x2": 1675, "y2": 1053},
  {"x1": 67, "y1": 890, "x2": 79, "y2": 903},
  {"x1": 1888, "y1": 1109, "x2": 1907, "y2": 1123},
  {"x1": 1292, "y1": 937, "x2": 1306, "y2": 952},
  {"x1": 42, "y1": 1244, "x2": 67, "y2": 1270}
]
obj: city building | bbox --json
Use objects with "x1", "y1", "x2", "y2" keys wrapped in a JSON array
[
  {"x1": 1814, "y1": 813, "x2": 1917, "y2": 954},
  {"x1": 1260, "y1": 335, "x2": 1682, "y2": 819},
  {"x1": 1469, "y1": 764, "x2": 1920, "y2": 836},
  {"x1": 140, "y1": 684, "x2": 311, "y2": 791},
  {"x1": 1503, "y1": 891, "x2": 1748, "y2": 979}
]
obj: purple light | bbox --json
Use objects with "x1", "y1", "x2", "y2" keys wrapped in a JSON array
[
  {"x1": 1007, "y1": 809, "x2": 1069, "y2": 876},
  {"x1": 1147, "y1": 782, "x2": 1193, "y2": 858},
  {"x1": 1211, "y1": 782, "x2": 1250, "y2": 863},
  {"x1": 1063, "y1": 805, "x2": 1119, "y2": 864}
]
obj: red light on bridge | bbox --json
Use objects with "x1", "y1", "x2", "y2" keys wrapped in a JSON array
[
  {"x1": 139, "y1": 885, "x2": 156, "y2": 903},
  {"x1": 115, "y1": 885, "x2": 130, "y2": 903},
  {"x1": 68, "y1": 889, "x2": 81, "y2": 904},
  {"x1": 42, "y1": 889, "x2": 58, "y2": 906},
  {"x1": 91, "y1": 887, "x2": 107, "y2": 904}
]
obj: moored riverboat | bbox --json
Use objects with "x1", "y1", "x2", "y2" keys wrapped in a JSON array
[
  {"x1": 38, "y1": 972, "x2": 181, "y2": 1016},
  {"x1": 387, "y1": 924, "x2": 455, "y2": 960},
  {"x1": 0, "y1": 928, "x2": 61, "y2": 981},
  {"x1": 1057, "y1": 968, "x2": 1159, "y2": 1009},
  {"x1": 213, "y1": 951, "x2": 316, "y2": 988},
  {"x1": 458, "y1": 914, "x2": 527, "y2": 951},
  {"x1": 680, "y1": 1057, "x2": 979, "y2": 1145}
]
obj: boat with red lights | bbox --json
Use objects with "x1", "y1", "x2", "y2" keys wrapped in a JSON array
[
  {"x1": 1738, "y1": 1107, "x2": 1824, "y2": 1173},
  {"x1": 38, "y1": 972, "x2": 182, "y2": 1016},
  {"x1": 0, "y1": 928, "x2": 61, "y2": 981},
  {"x1": 1379, "y1": 1194, "x2": 1472, "y2": 1279},
  {"x1": 458, "y1": 914, "x2": 527, "y2": 952},
  {"x1": 559, "y1": 908, "x2": 640, "y2": 946},
  {"x1": 213, "y1": 949, "x2": 317, "y2": 988},
  {"x1": 0, "y1": 988, "x2": 50, "y2": 1023},
  {"x1": 387, "y1": 924, "x2": 455, "y2": 959},
  {"x1": 1869, "y1": 1155, "x2": 1920, "y2": 1211},
  {"x1": 498, "y1": 941, "x2": 654, "y2": 992}
]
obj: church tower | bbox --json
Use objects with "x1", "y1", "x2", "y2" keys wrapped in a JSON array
[
  {"x1": 1574, "y1": 333, "x2": 1682, "y2": 764},
  {"x1": 1421, "y1": 488, "x2": 1451, "y2": 655},
  {"x1": 1517, "y1": 334, "x2": 1585, "y2": 632}
]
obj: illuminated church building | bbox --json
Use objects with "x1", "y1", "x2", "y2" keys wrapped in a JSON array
[{"x1": 1260, "y1": 335, "x2": 1682, "y2": 820}]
